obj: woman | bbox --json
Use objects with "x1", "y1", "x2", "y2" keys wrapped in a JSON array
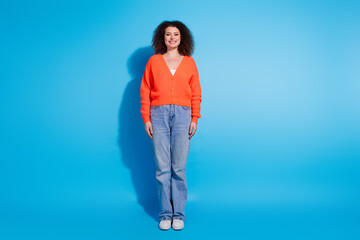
[{"x1": 140, "y1": 20, "x2": 202, "y2": 230}]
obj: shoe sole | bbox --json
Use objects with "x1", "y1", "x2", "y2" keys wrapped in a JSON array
[
  {"x1": 159, "y1": 224, "x2": 171, "y2": 230},
  {"x1": 159, "y1": 227, "x2": 171, "y2": 231},
  {"x1": 159, "y1": 224, "x2": 171, "y2": 231},
  {"x1": 172, "y1": 226, "x2": 184, "y2": 231},
  {"x1": 172, "y1": 227, "x2": 184, "y2": 231}
]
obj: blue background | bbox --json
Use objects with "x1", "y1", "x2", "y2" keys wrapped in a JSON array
[{"x1": 1, "y1": 0, "x2": 359, "y2": 239}]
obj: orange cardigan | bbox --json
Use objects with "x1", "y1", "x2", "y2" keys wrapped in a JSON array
[{"x1": 140, "y1": 54, "x2": 202, "y2": 124}]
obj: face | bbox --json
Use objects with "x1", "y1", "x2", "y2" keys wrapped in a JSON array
[{"x1": 164, "y1": 26, "x2": 181, "y2": 50}]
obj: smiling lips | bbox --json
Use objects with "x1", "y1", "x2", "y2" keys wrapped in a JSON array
[{"x1": 169, "y1": 41, "x2": 177, "y2": 44}]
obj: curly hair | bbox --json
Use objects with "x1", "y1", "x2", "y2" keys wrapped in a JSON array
[{"x1": 152, "y1": 21, "x2": 194, "y2": 56}]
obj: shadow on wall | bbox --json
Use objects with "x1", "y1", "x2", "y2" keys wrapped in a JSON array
[{"x1": 118, "y1": 46, "x2": 158, "y2": 221}]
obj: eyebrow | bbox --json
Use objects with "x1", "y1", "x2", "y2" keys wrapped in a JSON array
[{"x1": 165, "y1": 32, "x2": 180, "y2": 34}]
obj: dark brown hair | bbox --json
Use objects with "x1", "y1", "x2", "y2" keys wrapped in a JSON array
[{"x1": 152, "y1": 21, "x2": 194, "y2": 56}]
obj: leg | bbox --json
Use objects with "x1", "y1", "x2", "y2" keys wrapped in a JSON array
[
  {"x1": 151, "y1": 105, "x2": 172, "y2": 221},
  {"x1": 170, "y1": 105, "x2": 191, "y2": 221}
]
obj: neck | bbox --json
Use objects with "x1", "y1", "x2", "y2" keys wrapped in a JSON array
[{"x1": 165, "y1": 48, "x2": 181, "y2": 57}]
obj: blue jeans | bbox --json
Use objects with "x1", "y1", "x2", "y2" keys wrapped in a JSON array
[{"x1": 150, "y1": 104, "x2": 191, "y2": 221}]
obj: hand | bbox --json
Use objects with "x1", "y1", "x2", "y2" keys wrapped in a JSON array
[
  {"x1": 145, "y1": 121, "x2": 153, "y2": 139},
  {"x1": 189, "y1": 122, "x2": 197, "y2": 139}
]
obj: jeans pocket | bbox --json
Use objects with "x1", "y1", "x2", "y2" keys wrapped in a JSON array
[
  {"x1": 151, "y1": 105, "x2": 160, "y2": 110},
  {"x1": 181, "y1": 106, "x2": 191, "y2": 110}
]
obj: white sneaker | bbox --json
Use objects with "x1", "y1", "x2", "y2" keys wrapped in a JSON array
[
  {"x1": 158, "y1": 219, "x2": 171, "y2": 230},
  {"x1": 172, "y1": 219, "x2": 184, "y2": 230}
]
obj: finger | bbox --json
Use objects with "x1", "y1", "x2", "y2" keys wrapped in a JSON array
[
  {"x1": 149, "y1": 128, "x2": 153, "y2": 139},
  {"x1": 189, "y1": 125, "x2": 194, "y2": 135},
  {"x1": 146, "y1": 127, "x2": 153, "y2": 139},
  {"x1": 150, "y1": 125, "x2": 153, "y2": 135},
  {"x1": 191, "y1": 128, "x2": 196, "y2": 138},
  {"x1": 189, "y1": 127, "x2": 195, "y2": 139}
]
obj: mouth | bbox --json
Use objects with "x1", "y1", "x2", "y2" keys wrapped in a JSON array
[{"x1": 169, "y1": 41, "x2": 177, "y2": 44}]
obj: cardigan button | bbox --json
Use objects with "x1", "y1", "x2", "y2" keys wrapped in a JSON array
[{"x1": 171, "y1": 88, "x2": 174, "y2": 91}]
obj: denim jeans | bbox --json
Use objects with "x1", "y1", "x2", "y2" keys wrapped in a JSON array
[{"x1": 150, "y1": 104, "x2": 191, "y2": 221}]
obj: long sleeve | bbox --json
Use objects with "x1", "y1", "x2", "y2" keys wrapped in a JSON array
[
  {"x1": 189, "y1": 59, "x2": 202, "y2": 123},
  {"x1": 140, "y1": 59, "x2": 153, "y2": 123}
]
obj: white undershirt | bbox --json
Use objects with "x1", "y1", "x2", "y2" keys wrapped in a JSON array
[{"x1": 170, "y1": 69, "x2": 176, "y2": 75}]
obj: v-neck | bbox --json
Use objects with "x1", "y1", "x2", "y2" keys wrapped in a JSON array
[{"x1": 161, "y1": 54, "x2": 185, "y2": 77}]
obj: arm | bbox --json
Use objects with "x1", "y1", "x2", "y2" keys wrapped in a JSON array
[
  {"x1": 140, "y1": 59, "x2": 153, "y2": 124},
  {"x1": 189, "y1": 59, "x2": 202, "y2": 124}
]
